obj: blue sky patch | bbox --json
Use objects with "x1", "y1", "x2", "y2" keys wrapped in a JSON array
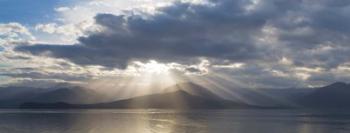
[{"x1": 0, "y1": 0, "x2": 71, "y2": 25}]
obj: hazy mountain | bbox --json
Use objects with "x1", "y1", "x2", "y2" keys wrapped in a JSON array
[
  {"x1": 28, "y1": 86, "x2": 105, "y2": 104},
  {"x1": 20, "y1": 83, "x2": 253, "y2": 109},
  {"x1": 0, "y1": 86, "x2": 105, "y2": 107},
  {"x1": 299, "y1": 82, "x2": 350, "y2": 108},
  {"x1": 165, "y1": 82, "x2": 222, "y2": 100},
  {"x1": 0, "y1": 86, "x2": 46, "y2": 101},
  {"x1": 236, "y1": 87, "x2": 315, "y2": 107},
  {"x1": 0, "y1": 87, "x2": 48, "y2": 107},
  {"x1": 4, "y1": 82, "x2": 350, "y2": 109}
]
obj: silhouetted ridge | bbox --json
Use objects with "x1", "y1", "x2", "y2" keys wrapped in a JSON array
[
  {"x1": 20, "y1": 83, "x2": 253, "y2": 109},
  {"x1": 29, "y1": 87, "x2": 104, "y2": 104},
  {"x1": 18, "y1": 82, "x2": 350, "y2": 109},
  {"x1": 323, "y1": 82, "x2": 348, "y2": 89},
  {"x1": 166, "y1": 82, "x2": 222, "y2": 100},
  {"x1": 0, "y1": 86, "x2": 105, "y2": 108},
  {"x1": 299, "y1": 82, "x2": 350, "y2": 108}
]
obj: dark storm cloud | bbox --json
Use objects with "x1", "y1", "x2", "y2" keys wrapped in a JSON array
[
  {"x1": 16, "y1": 0, "x2": 284, "y2": 68},
  {"x1": 257, "y1": 0, "x2": 350, "y2": 69}
]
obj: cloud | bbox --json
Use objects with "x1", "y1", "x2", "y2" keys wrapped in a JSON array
[
  {"x1": 7, "y1": 0, "x2": 350, "y2": 88},
  {"x1": 34, "y1": 21, "x2": 98, "y2": 43},
  {"x1": 16, "y1": 0, "x2": 278, "y2": 69},
  {"x1": 0, "y1": 23, "x2": 35, "y2": 47}
]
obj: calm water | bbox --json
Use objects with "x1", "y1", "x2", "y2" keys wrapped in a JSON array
[{"x1": 0, "y1": 109, "x2": 349, "y2": 133}]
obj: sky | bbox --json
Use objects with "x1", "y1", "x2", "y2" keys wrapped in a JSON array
[
  {"x1": 1, "y1": 0, "x2": 350, "y2": 90},
  {"x1": 0, "y1": 0, "x2": 71, "y2": 24}
]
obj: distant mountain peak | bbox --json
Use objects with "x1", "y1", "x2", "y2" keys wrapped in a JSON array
[
  {"x1": 299, "y1": 81, "x2": 350, "y2": 108},
  {"x1": 326, "y1": 82, "x2": 348, "y2": 88},
  {"x1": 167, "y1": 82, "x2": 221, "y2": 100},
  {"x1": 20, "y1": 83, "x2": 252, "y2": 109}
]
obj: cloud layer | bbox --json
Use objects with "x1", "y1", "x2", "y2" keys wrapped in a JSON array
[
  {"x1": 4, "y1": 0, "x2": 350, "y2": 88},
  {"x1": 15, "y1": 0, "x2": 276, "y2": 68}
]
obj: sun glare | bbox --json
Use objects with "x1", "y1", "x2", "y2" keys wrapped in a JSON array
[
  {"x1": 134, "y1": 60, "x2": 171, "y2": 75},
  {"x1": 126, "y1": 60, "x2": 179, "y2": 94}
]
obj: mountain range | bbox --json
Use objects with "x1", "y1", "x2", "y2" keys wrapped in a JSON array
[
  {"x1": 19, "y1": 83, "x2": 253, "y2": 109},
  {"x1": 299, "y1": 82, "x2": 350, "y2": 108},
  {"x1": 1, "y1": 82, "x2": 350, "y2": 109},
  {"x1": 0, "y1": 86, "x2": 106, "y2": 108}
]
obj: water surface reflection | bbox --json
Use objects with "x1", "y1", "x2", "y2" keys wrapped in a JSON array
[{"x1": 0, "y1": 109, "x2": 349, "y2": 133}]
